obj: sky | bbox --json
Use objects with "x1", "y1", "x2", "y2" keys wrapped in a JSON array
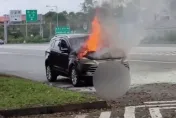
[{"x1": 0, "y1": 0, "x2": 84, "y2": 16}]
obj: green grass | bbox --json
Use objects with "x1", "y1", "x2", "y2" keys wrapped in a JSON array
[{"x1": 0, "y1": 76, "x2": 97, "y2": 110}]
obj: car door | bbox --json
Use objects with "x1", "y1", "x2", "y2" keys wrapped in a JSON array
[
  {"x1": 59, "y1": 39, "x2": 70, "y2": 73},
  {"x1": 51, "y1": 39, "x2": 62, "y2": 71},
  {"x1": 45, "y1": 39, "x2": 56, "y2": 66}
]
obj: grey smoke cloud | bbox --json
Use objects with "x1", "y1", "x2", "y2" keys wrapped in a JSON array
[
  {"x1": 92, "y1": 0, "x2": 174, "y2": 100},
  {"x1": 93, "y1": 0, "x2": 174, "y2": 57}
]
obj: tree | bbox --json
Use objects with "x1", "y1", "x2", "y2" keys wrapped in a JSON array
[
  {"x1": 44, "y1": 11, "x2": 67, "y2": 26},
  {"x1": 62, "y1": 11, "x2": 68, "y2": 17},
  {"x1": 68, "y1": 12, "x2": 77, "y2": 31}
]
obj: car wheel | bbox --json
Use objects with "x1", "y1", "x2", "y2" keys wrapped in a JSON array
[
  {"x1": 46, "y1": 65, "x2": 58, "y2": 82},
  {"x1": 85, "y1": 78, "x2": 93, "y2": 86},
  {"x1": 70, "y1": 66, "x2": 82, "y2": 87}
]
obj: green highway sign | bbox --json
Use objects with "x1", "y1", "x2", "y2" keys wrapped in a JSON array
[
  {"x1": 26, "y1": 10, "x2": 38, "y2": 22},
  {"x1": 55, "y1": 26, "x2": 71, "y2": 34}
]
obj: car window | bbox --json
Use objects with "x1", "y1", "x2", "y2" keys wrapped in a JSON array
[
  {"x1": 60, "y1": 40, "x2": 68, "y2": 49},
  {"x1": 68, "y1": 36, "x2": 88, "y2": 50},
  {"x1": 50, "y1": 40, "x2": 55, "y2": 48},
  {"x1": 53, "y1": 40, "x2": 60, "y2": 51}
]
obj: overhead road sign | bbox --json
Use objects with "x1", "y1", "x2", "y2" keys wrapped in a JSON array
[
  {"x1": 55, "y1": 26, "x2": 71, "y2": 34},
  {"x1": 26, "y1": 10, "x2": 38, "y2": 22},
  {"x1": 9, "y1": 10, "x2": 22, "y2": 22}
]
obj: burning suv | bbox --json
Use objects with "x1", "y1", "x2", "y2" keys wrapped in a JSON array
[{"x1": 45, "y1": 34, "x2": 129, "y2": 87}]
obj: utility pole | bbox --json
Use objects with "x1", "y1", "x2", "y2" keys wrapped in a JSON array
[
  {"x1": 46, "y1": 5, "x2": 59, "y2": 27},
  {"x1": 49, "y1": 22, "x2": 52, "y2": 38},
  {"x1": 40, "y1": 14, "x2": 44, "y2": 39},
  {"x1": 4, "y1": 21, "x2": 8, "y2": 44},
  {"x1": 25, "y1": 20, "x2": 28, "y2": 42},
  {"x1": 56, "y1": 6, "x2": 58, "y2": 27}
]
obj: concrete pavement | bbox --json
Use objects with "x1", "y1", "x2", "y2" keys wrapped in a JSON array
[{"x1": 18, "y1": 83, "x2": 176, "y2": 118}]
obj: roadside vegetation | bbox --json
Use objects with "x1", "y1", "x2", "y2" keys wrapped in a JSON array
[
  {"x1": 0, "y1": 76, "x2": 97, "y2": 110},
  {"x1": 7, "y1": 35, "x2": 50, "y2": 44}
]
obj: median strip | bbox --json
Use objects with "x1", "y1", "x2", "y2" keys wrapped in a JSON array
[{"x1": 0, "y1": 76, "x2": 108, "y2": 117}]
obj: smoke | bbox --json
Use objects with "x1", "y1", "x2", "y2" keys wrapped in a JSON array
[
  {"x1": 91, "y1": 0, "x2": 174, "y2": 58},
  {"x1": 91, "y1": 0, "x2": 174, "y2": 101}
]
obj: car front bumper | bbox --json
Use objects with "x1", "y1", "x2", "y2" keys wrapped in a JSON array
[{"x1": 76, "y1": 59, "x2": 130, "y2": 78}]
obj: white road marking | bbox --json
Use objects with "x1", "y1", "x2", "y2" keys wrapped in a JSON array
[
  {"x1": 74, "y1": 115, "x2": 87, "y2": 118},
  {"x1": 145, "y1": 100, "x2": 176, "y2": 104},
  {"x1": 150, "y1": 106, "x2": 176, "y2": 118},
  {"x1": 0, "y1": 48, "x2": 46, "y2": 51},
  {"x1": 130, "y1": 52, "x2": 176, "y2": 56},
  {"x1": 0, "y1": 51, "x2": 43, "y2": 57},
  {"x1": 129, "y1": 60, "x2": 176, "y2": 64},
  {"x1": 163, "y1": 106, "x2": 176, "y2": 109},
  {"x1": 136, "y1": 103, "x2": 176, "y2": 108},
  {"x1": 2, "y1": 45, "x2": 176, "y2": 56},
  {"x1": 124, "y1": 100, "x2": 176, "y2": 118},
  {"x1": 99, "y1": 111, "x2": 111, "y2": 118},
  {"x1": 124, "y1": 106, "x2": 136, "y2": 118},
  {"x1": 149, "y1": 108, "x2": 163, "y2": 118},
  {"x1": 0, "y1": 52, "x2": 12, "y2": 54},
  {"x1": 2, "y1": 51, "x2": 176, "y2": 63}
]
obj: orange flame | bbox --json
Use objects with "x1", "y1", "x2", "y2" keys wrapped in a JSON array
[{"x1": 78, "y1": 16, "x2": 102, "y2": 59}]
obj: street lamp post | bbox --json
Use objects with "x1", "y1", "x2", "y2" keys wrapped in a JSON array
[{"x1": 46, "y1": 5, "x2": 58, "y2": 27}]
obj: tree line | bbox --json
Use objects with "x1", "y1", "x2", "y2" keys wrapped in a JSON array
[{"x1": 0, "y1": 0, "x2": 125, "y2": 43}]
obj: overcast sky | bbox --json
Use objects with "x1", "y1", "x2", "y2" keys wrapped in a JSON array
[{"x1": 0, "y1": 0, "x2": 84, "y2": 16}]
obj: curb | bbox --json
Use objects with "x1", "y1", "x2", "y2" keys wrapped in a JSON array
[
  {"x1": 0, "y1": 74, "x2": 109, "y2": 117},
  {"x1": 0, "y1": 101, "x2": 109, "y2": 117},
  {"x1": 0, "y1": 73, "x2": 30, "y2": 80}
]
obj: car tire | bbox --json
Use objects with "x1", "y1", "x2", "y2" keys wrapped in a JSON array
[
  {"x1": 70, "y1": 66, "x2": 82, "y2": 87},
  {"x1": 46, "y1": 65, "x2": 58, "y2": 82},
  {"x1": 85, "y1": 78, "x2": 93, "y2": 86}
]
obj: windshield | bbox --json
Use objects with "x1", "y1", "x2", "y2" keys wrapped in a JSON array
[{"x1": 69, "y1": 36, "x2": 88, "y2": 51}]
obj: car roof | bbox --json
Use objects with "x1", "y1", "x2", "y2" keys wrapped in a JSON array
[{"x1": 53, "y1": 34, "x2": 89, "y2": 40}]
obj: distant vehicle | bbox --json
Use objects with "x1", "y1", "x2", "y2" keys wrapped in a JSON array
[
  {"x1": 0, "y1": 39, "x2": 4, "y2": 45},
  {"x1": 45, "y1": 34, "x2": 129, "y2": 87}
]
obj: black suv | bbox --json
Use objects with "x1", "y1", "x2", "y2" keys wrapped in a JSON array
[{"x1": 45, "y1": 34, "x2": 129, "y2": 87}]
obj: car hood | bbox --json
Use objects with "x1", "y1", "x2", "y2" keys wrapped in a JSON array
[
  {"x1": 70, "y1": 48, "x2": 126, "y2": 65},
  {"x1": 79, "y1": 57, "x2": 123, "y2": 66},
  {"x1": 84, "y1": 49, "x2": 126, "y2": 61}
]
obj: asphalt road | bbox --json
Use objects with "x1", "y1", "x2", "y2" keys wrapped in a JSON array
[
  {"x1": 1, "y1": 44, "x2": 176, "y2": 87},
  {"x1": 2, "y1": 44, "x2": 176, "y2": 117}
]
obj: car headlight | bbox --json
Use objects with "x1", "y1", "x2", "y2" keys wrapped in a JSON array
[
  {"x1": 122, "y1": 58, "x2": 128, "y2": 63},
  {"x1": 79, "y1": 57, "x2": 89, "y2": 63},
  {"x1": 121, "y1": 56, "x2": 127, "y2": 62},
  {"x1": 121, "y1": 57, "x2": 130, "y2": 69}
]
